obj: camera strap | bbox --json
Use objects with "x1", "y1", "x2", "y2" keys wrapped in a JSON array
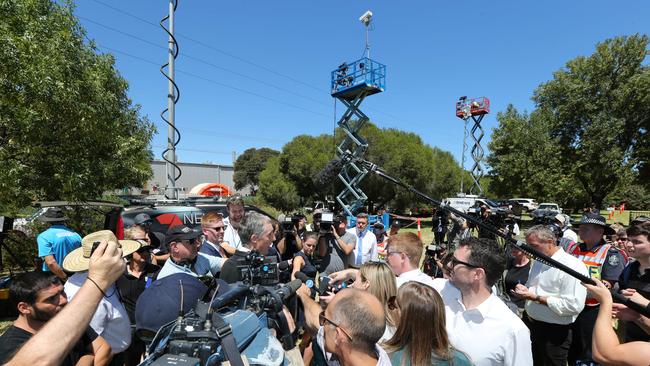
[{"x1": 212, "y1": 314, "x2": 245, "y2": 366}]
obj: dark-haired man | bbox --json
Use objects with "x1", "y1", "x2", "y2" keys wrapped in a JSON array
[
  {"x1": 0, "y1": 272, "x2": 111, "y2": 365},
  {"x1": 432, "y1": 237, "x2": 532, "y2": 365},
  {"x1": 616, "y1": 221, "x2": 650, "y2": 342}
]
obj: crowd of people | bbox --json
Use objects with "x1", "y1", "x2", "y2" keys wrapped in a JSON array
[{"x1": 1, "y1": 195, "x2": 649, "y2": 366}]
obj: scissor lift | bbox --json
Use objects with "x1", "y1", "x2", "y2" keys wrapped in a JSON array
[
  {"x1": 456, "y1": 96, "x2": 490, "y2": 196},
  {"x1": 331, "y1": 57, "x2": 386, "y2": 216}
]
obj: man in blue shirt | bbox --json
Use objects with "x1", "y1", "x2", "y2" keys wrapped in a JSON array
[
  {"x1": 157, "y1": 225, "x2": 225, "y2": 280},
  {"x1": 36, "y1": 208, "x2": 82, "y2": 281}
]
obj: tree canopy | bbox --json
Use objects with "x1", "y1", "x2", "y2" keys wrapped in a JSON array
[
  {"x1": 257, "y1": 123, "x2": 467, "y2": 213},
  {"x1": 0, "y1": 0, "x2": 155, "y2": 210},
  {"x1": 233, "y1": 147, "x2": 280, "y2": 193},
  {"x1": 488, "y1": 35, "x2": 650, "y2": 209}
]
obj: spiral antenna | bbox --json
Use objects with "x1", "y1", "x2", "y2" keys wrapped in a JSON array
[{"x1": 160, "y1": 0, "x2": 182, "y2": 199}]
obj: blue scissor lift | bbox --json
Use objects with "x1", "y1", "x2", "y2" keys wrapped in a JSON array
[{"x1": 331, "y1": 57, "x2": 386, "y2": 216}]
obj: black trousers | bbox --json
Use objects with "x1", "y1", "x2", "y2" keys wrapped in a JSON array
[
  {"x1": 523, "y1": 313, "x2": 572, "y2": 366},
  {"x1": 568, "y1": 305, "x2": 600, "y2": 365}
]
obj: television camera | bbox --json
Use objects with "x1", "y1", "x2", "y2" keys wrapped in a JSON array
[{"x1": 141, "y1": 273, "x2": 304, "y2": 365}]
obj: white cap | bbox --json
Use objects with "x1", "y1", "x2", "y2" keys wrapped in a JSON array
[{"x1": 554, "y1": 214, "x2": 566, "y2": 226}]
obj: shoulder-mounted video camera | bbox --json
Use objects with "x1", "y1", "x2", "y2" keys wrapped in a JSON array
[{"x1": 233, "y1": 251, "x2": 279, "y2": 286}]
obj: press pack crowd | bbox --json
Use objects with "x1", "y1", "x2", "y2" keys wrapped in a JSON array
[{"x1": 1, "y1": 195, "x2": 649, "y2": 366}]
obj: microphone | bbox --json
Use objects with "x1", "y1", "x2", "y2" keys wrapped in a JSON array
[
  {"x1": 294, "y1": 272, "x2": 317, "y2": 296},
  {"x1": 278, "y1": 260, "x2": 291, "y2": 272},
  {"x1": 312, "y1": 157, "x2": 345, "y2": 188},
  {"x1": 210, "y1": 284, "x2": 249, "y2": 309},
  {"x1": 273, "y1": 279, "x2": 303, "y2": 302}
]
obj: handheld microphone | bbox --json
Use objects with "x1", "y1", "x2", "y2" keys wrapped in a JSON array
[
  {"x1": 273, "y1": 279, "x2": 303, "y2": 302},
  {"x1": 294, "y1": 272, "x2": 317, "y2": 298}
]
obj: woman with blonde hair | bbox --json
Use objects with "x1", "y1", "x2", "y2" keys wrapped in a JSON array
[
  {"x1": 384, "y1": 282, "x2": 472, "y2": 365},
  {"x1": 352, "y1": 261, "x2": 399, "y2": 342}
]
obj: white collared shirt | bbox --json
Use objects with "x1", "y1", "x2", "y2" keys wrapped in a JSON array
[
  {"x1": 223, "y1": 217, "x2": 242, "y2": 250},
  {"x1": 524, "y1": 248, "x2": 588, "y2": 324},
  {"x1": 432, "y1": 278, "x2": 533, "y2": 366},
  {"x1": 65, "y1": 272, "x2": 132, "y2": 353},
  {"x1": 348, "y1": 228, "x2": 378, "y2": 265},
  {"x1": 396, "y1": 268, "x2": 436, "y2": 289}
]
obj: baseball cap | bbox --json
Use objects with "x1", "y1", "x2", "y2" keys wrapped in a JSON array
[
  {"x1": 165, "y1": 225, "x2": 203, "y2": 245},
  {"x1": 134, "y1": 213, "x2": 152, "y2": 226}
]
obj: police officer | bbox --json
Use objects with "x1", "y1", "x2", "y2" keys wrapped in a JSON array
[{"x1": 565, "y1": 213, "x2": 625, "y2": 365}]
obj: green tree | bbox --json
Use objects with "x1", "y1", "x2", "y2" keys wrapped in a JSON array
[
  {"x1": 233, "y1": 147, "x2": 280, "y2": 193},
  {"x1": 279, "y1": 134, "x2": 337, "y2": 201},
  {"x1": 261, "y1": 122, "x2": 466, "y2": 213},
  {"x1": 258, "y1": 156, "x2": 301, "y2": 213},
  {"x1": 532, "y1": 35, "x2": 650, "y2": 207},
  {"x1": 0, "y1": 0, "x2": 155, "y2": 211},
  {"x1": 488, "y1": 35, "x2": 650, "y2": 209}
]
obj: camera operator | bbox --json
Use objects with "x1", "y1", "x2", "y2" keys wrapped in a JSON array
[
  {"x1": 432, "y1": 208, "x2": 449, "y2": 246},
  {"x1": 327, "y1": 213, "x2": 356, "y2": 272},
  {"x1": 477, "y1": 206, "x2": 497, "y2": 240},
  {"x1": 276, "y1": 214, "x2": 304, "y2": 261},
  {"x1": 503, "y1": 213, "x2": 520, "y2": 238},
  {"x1": 220, "y1": 212, "x2": 276, "y2": 284}
]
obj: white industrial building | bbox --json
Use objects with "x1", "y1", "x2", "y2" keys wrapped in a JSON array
[{"x1": 121, "y1": 160, "x2": 249, "y2": 196}]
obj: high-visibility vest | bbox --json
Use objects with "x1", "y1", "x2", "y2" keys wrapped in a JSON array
[{"x1": 566, "y1": 241, "x2": 611, "y2": 306}]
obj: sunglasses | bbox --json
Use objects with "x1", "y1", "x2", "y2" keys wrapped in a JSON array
[
  {"x1": 206, "y1": 225, "x2": 227, "y2": 232},
  {"x1": 449, "y1": 256, "x2": 480, "y2": 269},
  {"x1": 319, "y1": 311, "x2": 353, "y2": 341}
]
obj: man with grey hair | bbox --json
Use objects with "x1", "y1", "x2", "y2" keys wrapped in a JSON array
[
  {"x1": 511, "y1": 225, "x2": 588, "y2": 366},
  {"x1": 297, "y1": 287, "x2": 391, "y2": 365},
  {"x1": 219, "y1": 212, "x2": 276, "y2": 283}
]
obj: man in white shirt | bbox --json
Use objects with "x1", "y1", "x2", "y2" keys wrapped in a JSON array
[
  {"x1": 385, "y1": 232, "x2": 436, "y2": 288},
  {"x1": 432, "y1": 237, "x2": 532, "y2": 366},
  {"x1": 511, "y1": 225, "x2": 588, "y2": 366},
  {"x1": 349, "y1": 213, "x2": 378, "y2": 266},
  {"x1": 221, "y1": 195, "x2": 245, "y2": 255}
]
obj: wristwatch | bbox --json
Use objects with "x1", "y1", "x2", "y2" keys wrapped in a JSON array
[{"x1": 534, "y1": 294, "x2": 542, "y2": 304}]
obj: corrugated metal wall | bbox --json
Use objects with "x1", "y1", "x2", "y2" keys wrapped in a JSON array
[{"x1": 122, "y1": 160, "x2": 250, "y2": 196}]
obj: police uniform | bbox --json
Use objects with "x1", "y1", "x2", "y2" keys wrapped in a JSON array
[{"x1": 566, "y1": 239, "x2": 625, "y2": 365}]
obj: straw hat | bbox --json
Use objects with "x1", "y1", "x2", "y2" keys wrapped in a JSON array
[{"x1": 63, "y1": 230, "x2": 141, "y2": 272}]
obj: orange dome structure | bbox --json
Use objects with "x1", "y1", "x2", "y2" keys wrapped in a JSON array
[{"x1": 188, "y1": 183, "x2": 231, "y2": 197}]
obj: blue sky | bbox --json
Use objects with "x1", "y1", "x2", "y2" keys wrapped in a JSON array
[{"x1": 74, "y1": 0, "x2": 649, "y2": 167}]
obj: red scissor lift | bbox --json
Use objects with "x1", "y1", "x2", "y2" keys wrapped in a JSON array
[
  {"x1": 456, "y1": 96, "x2": 490, "y2": 196},
  {"x1": 455, "y1": 96, "x2": 490, "y2": 118}
]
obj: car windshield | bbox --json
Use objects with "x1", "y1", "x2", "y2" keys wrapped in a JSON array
[
  {"x1": 539, "y1": 204, "x2": 557, "y2": 210},
  {"x1": 485, "y1": 200, "x2": 499, "y2": 207}
]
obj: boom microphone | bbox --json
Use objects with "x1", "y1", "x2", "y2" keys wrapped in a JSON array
[{"x1": 313, "y1": 157, "x2": 345, "y2": 188}]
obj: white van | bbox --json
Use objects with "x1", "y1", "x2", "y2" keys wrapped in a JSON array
[{"x1": 444, "y1": 195, "x2": 506, "y2": 214}]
